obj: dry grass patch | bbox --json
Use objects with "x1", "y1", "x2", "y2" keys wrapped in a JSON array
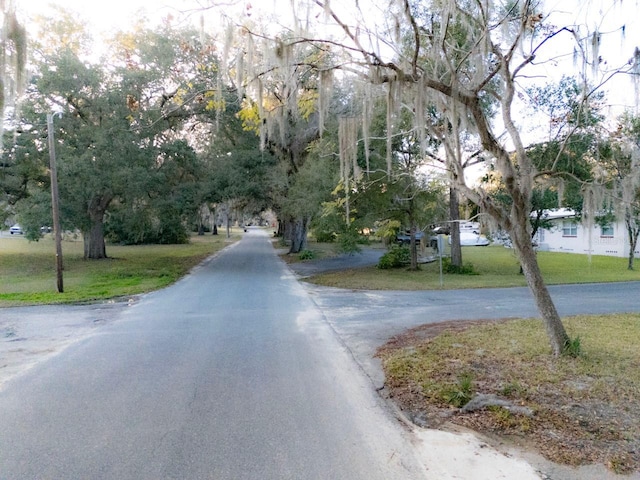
[{"x1": 378, "y1": 314, "x2": 640, "y2": 474}]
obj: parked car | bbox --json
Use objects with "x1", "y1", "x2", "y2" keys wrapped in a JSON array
[
  {"x1": 449, "y1": 231, "x2": 490, "y2": 246},
  {"x1": 395, "y1": 231, "x2": 424, "y2": 245},
  {"x1": 9, "y1": 224, "x2": 23, "y2": 235}
]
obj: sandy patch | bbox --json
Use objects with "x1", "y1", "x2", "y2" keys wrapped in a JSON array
[
  {"x1": 0, "y1": 300, "x2": 132, "y2": 389},
  {"x1": 414, "y1": 427, "x2": 541, "y2": 479}
]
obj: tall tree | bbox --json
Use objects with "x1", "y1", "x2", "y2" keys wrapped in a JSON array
[
  {"x1": 234, "y1": 31, "x2": 330, "y2": 253},
  {"x1": 0, "y1": 1, "x2": 28, "y2": 223},
  {"x1": 20, "y1": 18, "x2": 222, "y2": 257},
  {"x1": 598, "y1": 112, "x2": 640, "y2": 270},
  {"x1": 276, "y1": 0, "x2": 638, "y2": 355}
]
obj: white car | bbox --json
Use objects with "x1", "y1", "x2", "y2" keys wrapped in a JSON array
[
  {"x1": 449, "y1": 231, "x2": 490, "y2": 246},
  {"x1": 9, "y1": 224, "x2": 23, "y2": 235}
]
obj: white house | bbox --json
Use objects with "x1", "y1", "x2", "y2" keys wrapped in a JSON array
[{"x1": 532, "y1": 208, "x2": 639, "y2": 258}]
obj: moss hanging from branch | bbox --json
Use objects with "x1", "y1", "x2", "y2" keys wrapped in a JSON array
[
  {"x1": 362, "y1": 84, "x2": 372, "y2": 176},
  {"x1": 386, "y1": 80, "x2": 401, "y2": 176},
  {"x1": 0, "y1": 3, "x2": 27, "y2": 153},
  {"x1": 339, "y1": 116, "x2": 360, "y2": 226},
  {"x1": 581, "y1": 183, "x2": 606, "y2": 263},
  {"x1": 318, "y1": 69, "x2": 333, "y2": 136}
]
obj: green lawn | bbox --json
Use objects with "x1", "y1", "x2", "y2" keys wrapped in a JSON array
[
  {"x1": 0, "y1": 231, "x2": 242, "y2": 306},
  {"x1": 306, "y1": 245, "x2": 640, "y2": 289}
]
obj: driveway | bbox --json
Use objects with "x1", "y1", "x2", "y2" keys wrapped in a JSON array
[
  {"x1": 286, "y1": 246, "x2": 386, "y2": 277},
  {"x1": 289, "y1": 251, "x2": 640, "y2": 387}
]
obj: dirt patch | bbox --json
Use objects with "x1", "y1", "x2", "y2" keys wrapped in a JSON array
[
  {"x1": 0, "y1": 301, "x2": 132, "y2": 389},
  {"x1": 377, "y1": 319, "x2": 640, "y2": 477}
]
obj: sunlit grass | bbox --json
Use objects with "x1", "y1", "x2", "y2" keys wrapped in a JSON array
[
  {"x1": 0, "y1": 231, "x2": 242, "y2": 306},
  {"x1": 307, "y1": 245, "x2": 640, "y2": 289}
]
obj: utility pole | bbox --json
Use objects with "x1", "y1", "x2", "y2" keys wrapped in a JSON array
[{"x1": 47, "y1": 113, "x2": 64, "y2": 293}]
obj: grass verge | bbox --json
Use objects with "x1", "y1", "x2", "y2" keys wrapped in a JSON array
[
  {"x1": 306, "y1": 245, "x2": 640, "y2": 289},
  {"x1": 0, "y1": 231, "x2": 241, "y2": 306},
  {"x1": 279, "y1": 238, "x2": 386, "y2": 264},
  {"x1": 378, "y1": 314, "x2": 640, "y2": 474}
]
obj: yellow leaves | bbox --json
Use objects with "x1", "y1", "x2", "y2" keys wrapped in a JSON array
[
  {"x1": 197, "y1": 63, "x2": 218, "y2": 73},
  {"x1": 173, "y1": 87, "x2": 187, "y2": 106},
  {"x1": 298, "y1": 90, "x2": 318, "y2": 120},
  {"x1": 117, "y1": 32, "x2": 137, "y2": 52},
  {"x1": 237, "y1": 98, "x2": 261, "y2": 132},
  {"x1": 206, "y1": 98, "x2": 226, "y2": 111}
]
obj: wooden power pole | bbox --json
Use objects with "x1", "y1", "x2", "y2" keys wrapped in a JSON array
[{"x1": 47, "y1": 113, "x2": 64, "y2": 293}]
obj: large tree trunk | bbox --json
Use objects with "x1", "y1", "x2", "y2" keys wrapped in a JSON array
[
  {"x1": 83, "y1": 196, "x2": 111, "y2": 260},
  {"x1": 512, "y1": 226, "x2": 569, "y2": 356},
  {"x1": 289, "y1": 217, "x2": 309, "y2": 254},
  {"x1": 449, "y1": 187, "x2": 462, "y2": 268},
  {"x1": 626, "y1": 216, "x2": 638, "y2": 271}
]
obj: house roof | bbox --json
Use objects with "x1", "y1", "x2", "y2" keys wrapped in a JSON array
[{"x1": 535, "y1": 208, "x2": 576, "y2": 220}]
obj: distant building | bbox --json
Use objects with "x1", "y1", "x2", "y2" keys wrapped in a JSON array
[{"x1": 533, "y1": 208, "x2": 637, "y2": 258}]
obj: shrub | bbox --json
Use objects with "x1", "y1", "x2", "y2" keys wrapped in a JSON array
[
  {"x1": 441, "y1": 373, "x2": 474, "y2": 408},
  {"x1": 298, "y1": 249, "x2": 315, "y2": 261},
  {"x1": 314, "y1": 230, "x2": 336, "y2": 243},
  {"x1": 377, "y1": 245, "x2": 410, "y2": 269},
  {"x1": 442, "y1": 257, "x2": 479, "y2": 275},
  {"x1": 337, "y1": 228, "x2": 362, "y2": 255},
  {"x1": 562, "y1": 336, "x2": 582, "y2": 358}
]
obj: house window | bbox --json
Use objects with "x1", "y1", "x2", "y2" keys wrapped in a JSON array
[
  {"x1": 562, "y1": 221, "x2": 577, "y2": 237},
  {"x1": 601, "y1": 224, "x2": 614, "y2": 237}
]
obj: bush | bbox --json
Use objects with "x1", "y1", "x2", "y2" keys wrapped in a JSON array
[
  {"x1": 442, "y1": 257, "x2": 479, "y2": 275},
  {"x1": 106, "y1": 207, "x2": 189, "y2": 245},
  {"x1": 337, "y1": 228, "x2": 362, "y2": 255},
  {"x1": 313, "y1": 229, "x2": 337, "y2": 243},
  {"x1": 562, "y1": 336, "x2": 582, "y2": 358},
  {"x1": 377, "y1": 245, "x2": 410, "y2": 269},
  {"x1": 298, "y1": 249, "x2": 315, "y2": 260},
  {"x1": 441, "y1": 373, "x2": 474, "y2": 408}
]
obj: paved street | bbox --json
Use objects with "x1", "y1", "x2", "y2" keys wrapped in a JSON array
[
  {"x1": 2, "y1": 231, "x2": 640, "y2": 479},
  {"x1": 0, "y1": 230, "x2": 426, "y2": 479},
  {"x1": 304, "y1": 279, "x2": 640, "y2": 387}
]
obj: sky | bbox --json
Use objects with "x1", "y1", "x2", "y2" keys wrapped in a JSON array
[
  {"x1": 19, "y1": 0, "x2": 198, "y2": 33},
  {"x1": 15, "y1": 0, "x2": 640, "y2": 114}
]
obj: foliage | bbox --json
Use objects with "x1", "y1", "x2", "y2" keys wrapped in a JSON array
[
  {"x1": 442, "y1": 257, "x2": 478, "y2": 275},
  {"x1": 292, "y1": 0, "x2": 639, "y2": 353},
  {"x1": 441, "y1": 373, "x2": 474, "y2": 408},
  {"x1": 8, "y1": 19, "x2": 242, "y2": 258},
  {"x1": 372, "y1": 219, "x2": 401, "y2": 245},
  {"x1": 377, "y1": 244, "x2": 411, "y2": 269},
  {"x1": 562, "y1": 336, "x2": 582, "y2": 358},
  {"x1": 298, "y1": 249, "x2": 315, "y2": 260},
  {"x1": 336, "y1": 226, "x2": 362, "y2": 255},
  {"x1": 312, "y1": 229, "x2": 336, "y2": 243}
]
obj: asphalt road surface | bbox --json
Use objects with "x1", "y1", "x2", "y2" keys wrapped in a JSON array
[{"x1": 0, "y1": 230, "x2": 426, "y2": 479}]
